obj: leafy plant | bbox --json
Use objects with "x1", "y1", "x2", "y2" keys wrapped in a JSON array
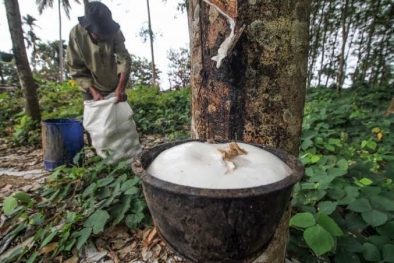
[
  {"x1": 289, "y1": 85, "x2": 394, "y2": 263},
  {"x1": 0, "y1": 153, "x2": 148, "y2": 262}
]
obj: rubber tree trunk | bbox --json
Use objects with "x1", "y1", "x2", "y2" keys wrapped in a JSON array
[
  {"x1": 188, "y1": 0, "x2": 309, "y2": 262},
  {"x1": 4, "y1": 0, "x2": 41, "y2": 122}
]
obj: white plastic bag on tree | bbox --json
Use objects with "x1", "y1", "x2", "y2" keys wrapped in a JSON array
[{"x1": 83, "y1": 93, "x2": 142, "y2": 164}]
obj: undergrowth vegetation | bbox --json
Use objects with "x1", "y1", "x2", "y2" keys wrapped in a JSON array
[
  {"x1": 0, "y1": 80, "x2": 191, "y2": 145},
  {"x1": 289, "y1": 84, "x2": 394, "y2": 263},
  {"x1": 1, "y1": 81, "x2": 393, "y2": 262}
]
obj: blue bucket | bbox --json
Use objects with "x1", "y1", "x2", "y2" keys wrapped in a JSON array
[{"x1": 42, "y1": 118, "x2": 84, "y2": 171}]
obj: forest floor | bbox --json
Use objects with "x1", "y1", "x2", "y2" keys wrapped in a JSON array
[{"x1": 0, "y1": 135, "x2": 188, "y2": 263}]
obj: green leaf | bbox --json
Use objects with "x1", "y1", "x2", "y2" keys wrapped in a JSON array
[
  {"x1": 336, "y1": 159, "x2": 348, "y2": 170},
  {"x1": 328, "y1": 138, "x2": 341, "y2": 146},
  {"x1": 124, "y1": 187, "x2": 140, "y2": 195},
  {"x1": 362, "y1": 210, "x2": 388, "y2": 227},
  {"x1": 97, "y1": 177, "x2": 115, "y2": 187},
  {"x1": 66, "y1": 212, "x2": 77, "y2": 223},
  {"x1": 327, "y1": 168, "x2": 347, "y2": 177},
  {"x1": 120, "y1": 177, "x2": 140, "y2": 191},
  {"x1": 305, "y1": 167, "x2": 314, "y2": 177},
  {"x1": 64, "y1": 239, "x2": 76, "y2": 251},
  {"x1": 368, "y1": 235, "x2": 391, "y2": 247},
  {"x1": 345, "y1": 214, "x2": 368, "y2": 233},
  {"x1": 30, "y1": 213, "x2": 45, "y2": 226},
  {"x1": 26, "y1": 251, "x2": 39, "y2": 263},
  {"x1": 125, "y1": 213, "x2": 145, "y2": 229},
  {"x1": 337, "y1": 186, "x2": 359, "y2": 205},
  {"x1": 363, "y1": 243, "x2": 381, "y2": 262},
  {"x1": 131, "y1": 199, "x2": 146, "y2": 214},
  {"x1": 325, "y1": 144, "x2": 335, "y2": 151},
  {"x1": 347, "y1": 197, "x2": 372, "y2": 212},
  {"x1": 376, "y1": 221, "x2": 394, "y2": 238},
  {"x1": 361, "y1": 140, "x2": 368, "y2": 148},
  {"x1": 76, "y1": 227, "x2": 92, "y2": 250},
  {"x1": 48, "y1": 167, "x2": 63, "y2": 180},
  {"x1": 338, "y1": 235, "x2": 364, "y2": 253},
  {"x1": 310, "y1": 155, "x2": 320, "y2": 164},
  {"x1": 95, "y1": 186, "x2": 110, "y2": 200},
  {"x1": 48, "y1": 189, "x2": 60, "y2": 202},
  {"x1": 327, "y1": 187, "x2": 346, "y2": 200},
  {"x1": 317, "y1": 212, "x2": 343, "y2": 236},
  {"x1": 40, "y1": 230, "x2": 58, "y2": 248},
  {"x1": 318, "y1": 201, "x2": 337, "y2": 215},
  {"x1": 3, "y1": 196, "x2": 18, "y2": 215},
  {"x1": 14, "y1": 192, "x2": 31, "y2": 204},
  {"x1": 84, "y1": 210, "x2": 110, "y2": 234},
  {"x1": 359, "y1": 178, "x2": 373, "y2": 186},
  {"x1": 360, "y1": 186, "x2": 381, "y2": 196},
  {"x1": 369, "y1": 195, "x2": 394, "y2": 212},
  {"x1": 301, "y1": 139, "x2": 313, "y2": 150},
  {"x1": 113, "y1": 195, "x2": 133, "y2": 226},
  {"x1": 367, "y1": 141, "x2": 377, "y2": 150},
  {"x1": 383, "y1": 244, "x2": 394, "y2": 262},
  {"x1": 290, "y1": 212, "x2": 316, "y2": 228},
  {"x1": 335, "y1": 249, "x2": 361, "y2": 263},
  {"x1": 82, "y1": 183, "x2": 97, "y2": 198},
  {"x1": 103, "y1": 181, "x2": 121, "y2": 207},
  {"x1": 303, "y1": 225, "x2": 334, "y2": 256}
]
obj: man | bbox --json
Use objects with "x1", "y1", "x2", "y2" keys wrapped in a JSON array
[
  {"x1": 66, "y1": 1, "x2": 131, "y2": 102},
  {"x1": 66, "y1": 2, "x2": 141, "y2": 161}
]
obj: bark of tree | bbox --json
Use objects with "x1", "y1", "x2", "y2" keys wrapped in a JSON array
[
  {"x1": 4, "y1": 0, "x2": 41, "y2": 122},
  {"x1": 307, "y1": 0, "x2": 326, "y2": 88},
  {"x1": 58, "y1": 0, "x2": 64, "y2": 82},
  {"x1": 0, "y1": 63, "x2": 5, "y2": 85},
  {"x1": 337, "y1": 0, "x2": 350, "y2": 93},
  {"x1": 146, "y1": 0, "x2": 157, "y2": 86},
  {"x1": 361, "y1": 0, "x2": 381, "y2": 81},
  {"x1": 317, "y1": 0, "x2": 330, "y2": 87},
  {"x1": 188, "y1": 0, "x2": 309, "y2": 262},
  {"x1": 386, "y1": 96, "x2": 394, "y2": 116}
]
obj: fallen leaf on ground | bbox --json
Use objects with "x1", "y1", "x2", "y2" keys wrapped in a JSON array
[
  {"x1": 63, "y1": 256, "x2": 78, "y2": 263},
  {"x1": 146, "y1": 227, "x2": 157, "y2": 246},
  {"x1": 41, "y1": 242, "x2": 58, "y2": 254}
]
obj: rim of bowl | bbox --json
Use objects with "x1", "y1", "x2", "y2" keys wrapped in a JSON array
[{"x1": 132, "y1": 139, "x2": 304, "y2": 198}]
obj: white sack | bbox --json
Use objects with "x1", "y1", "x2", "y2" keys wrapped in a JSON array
[{"x1": 83, "y1": 93, "x2": 142, "y2": 164}]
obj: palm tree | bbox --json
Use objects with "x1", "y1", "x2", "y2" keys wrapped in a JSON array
[
  {"x1": 23, "y1": 15, "x2": 41, "y2": 72},
  {"x1": 36, "y1": 0, "x2": 81, "y2": 82},
  {"x1": 4, "y1": 0, "x2": 41, "y2": 121}
]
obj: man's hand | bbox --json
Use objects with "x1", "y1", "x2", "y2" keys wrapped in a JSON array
[
  {"x1": 115, "y1": 72, "x2": 128, "y2": 103},
  {"x1": 88, "y1": 86, "x2": 104, "y2": 101},
  {"x1": 115, "y1": 86, "x2": 127, "y2": 103}
]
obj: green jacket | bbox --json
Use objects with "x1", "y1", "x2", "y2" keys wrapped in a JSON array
[{"x1": 66, "y1": 25, "x2": 131, "y2": 93}]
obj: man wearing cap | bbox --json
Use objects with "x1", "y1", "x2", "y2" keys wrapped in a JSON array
[{"x1": 66, "y1": 1, "x2": 131, "y2": 103}]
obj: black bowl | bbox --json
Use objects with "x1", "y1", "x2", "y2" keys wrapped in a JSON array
[{"x1": 132, "y1": 140, "x2": 304, "y2": 263}]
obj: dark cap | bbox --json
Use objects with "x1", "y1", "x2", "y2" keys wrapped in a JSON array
[{"x1": 78, "y1": 2, "x2": 120, "y2": 35}]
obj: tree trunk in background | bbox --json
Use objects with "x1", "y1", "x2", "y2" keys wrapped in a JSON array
[
  {"x1": 146, "y1": 0, "x2": 157, "y2": 86},
  {"x1": 4, "y1": 0, "x2": 41, "y2": 122},
  {"x1": 386, "y1": 96, "x2": 394, "y2": 116},
  {"x1": 58, "y1": 0, "x2": 64, "y2": 82},
  {"x1": 361, "y1": 0, "x2": 381, "y2": 82},
  {"x1": 189, "y1": 0, "x2": 309, "y2": 262},
  {"x1": 337, "y1": 0, "x2": 350, "y2": 93},
  {"x1": 0, "y1": 63, "x2": 5, "y2": 85}
]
